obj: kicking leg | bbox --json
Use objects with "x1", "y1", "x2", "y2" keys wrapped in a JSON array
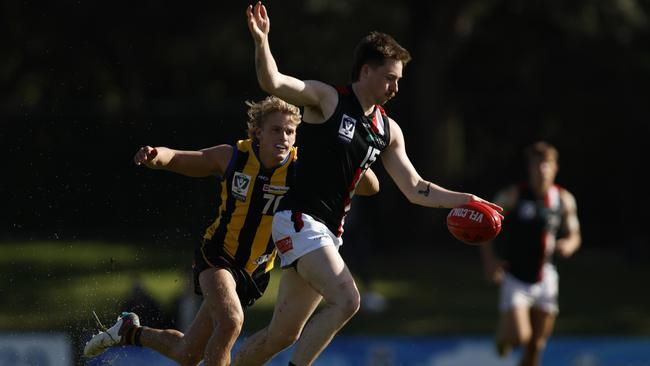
[{"x1": 139, "y1": 302, "x2": 212, "y2": 366}]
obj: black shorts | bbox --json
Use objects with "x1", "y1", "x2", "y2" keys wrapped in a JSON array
[{"x1": 192, "y1": 245, "x2": 270, "y2": 308}]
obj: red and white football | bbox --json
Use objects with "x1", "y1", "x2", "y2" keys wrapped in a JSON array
[{"x1": 446, "y1": 201, "x2": 502, "y2": 245}]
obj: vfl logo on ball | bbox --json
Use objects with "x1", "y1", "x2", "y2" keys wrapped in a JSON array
[
  {"x1": 449, "y1": 207, "x2": 484, "y2": 223},
  {"x1": 338, "y1": 114, "x2": 356, "y2": 143},
  {"x1": 232, "y1": 172, "x2": 251, "y2": 201}
]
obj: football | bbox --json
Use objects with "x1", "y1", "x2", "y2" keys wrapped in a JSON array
[{"x1": 446, "y1": 201, "x2": 502, "y2": 245}]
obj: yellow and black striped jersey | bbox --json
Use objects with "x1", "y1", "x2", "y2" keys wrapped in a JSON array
[{"x1": 200, "y1": 139, "x2": 297, "y2": 276}]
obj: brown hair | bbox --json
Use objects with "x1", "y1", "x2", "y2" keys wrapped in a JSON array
[
  {"x1": 350, "y1": 31, "x2": 412, "y2": 82},
  {"x1": 245, "y1": 96, "x2": 301, "y2": 141},
  {"x1": 525, "y1": 141, "x2": 559, "y2": 163}
]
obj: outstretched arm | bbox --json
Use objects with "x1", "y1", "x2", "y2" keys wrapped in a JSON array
[
  {"x1": 380, "y1": 118, "x2": 503, "y2": 211},
  {"x1": 133, "y1": 145, "x2": 233, "y2": 178},
  {"x1": 355, "y1": 168, "x2": 380, "y2": 196},
  {"x1": 246, "y1": 2, "x2": 337, "y2": 122}
]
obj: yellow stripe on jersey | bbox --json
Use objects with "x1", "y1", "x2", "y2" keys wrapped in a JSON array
[
  {"x1": 202, "y1": 139, "x2": 296, "y2": 276},
  {"x1": 246, "y1": 160, "x2": 291, "y2": 274},
  {"x1": 223, "y1": 143, "x2": 260, "y2": 260}
]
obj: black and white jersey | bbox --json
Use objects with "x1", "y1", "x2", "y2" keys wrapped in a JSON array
[{"x1": 278, "y1": 85, "x2": 391, "y2": 236}]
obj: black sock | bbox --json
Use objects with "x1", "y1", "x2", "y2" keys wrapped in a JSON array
[
  {"x1": 121, "y1": 325, "x2": 136, "y2": 346},
  {"x1": 133, "y1": 326, "x2": 146, "y2": 347}
]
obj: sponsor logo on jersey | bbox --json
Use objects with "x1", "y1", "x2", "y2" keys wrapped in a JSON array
[
  {"x1": 263, "y1": 184, "x2": 290, "y2": 195},
  {"x1": 232, "y1": 172, "x2": 251, "y2": 201},
  {"x1": 338, "y1": 114, "x2": 356, "y2": 143},
  {"x1": 253, "y1": 253, "x2": 272, "y2": 265},
  {"x1": 275, "y1": 236, "x2": 293, "y2": 253}
]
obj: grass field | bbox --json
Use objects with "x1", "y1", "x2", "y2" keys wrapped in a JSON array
[{"x1": 2, "y1": 240, "x2": 649, "y2": 349}]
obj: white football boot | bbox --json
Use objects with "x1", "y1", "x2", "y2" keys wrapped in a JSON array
[{"x1": 84, "y1": 311, "x2": 140, "y2": 357}]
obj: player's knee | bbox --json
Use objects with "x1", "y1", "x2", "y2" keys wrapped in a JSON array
[
  {"x1": 337, "y1": 283, "x2": 361, "y2": 319},
  {"x1": 513, "y1": 330, "x2": 532, "y2": 346},
  {"x1": 345, "y1": 290, "x2": 361, "y2": 317},
  {"x1": 177, "y1": 353, "x2": 203, "y2": 366},
  {"x1": 503, "y1": 327, "x2": 531, "y2": 346},
  {"x1": 171, "y1": 340, "x2": 203, "y2": 366},
  {"x1": 217, "y1": 309, "x2": 245, "y2": 336},
  {"x1": 530, "y1": 336, "x2": 548, "y2": 351}
]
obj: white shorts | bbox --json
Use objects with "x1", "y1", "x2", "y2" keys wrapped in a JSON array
[
  {"x1": 272, "y1": 210, "x2": 343, "y2": 268},
  {"x1": 499, "y1": 263, "x2": 559, "y2": 315}
]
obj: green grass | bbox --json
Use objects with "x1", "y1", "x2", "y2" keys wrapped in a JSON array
[
  {"x1": 1, "y1": 240, "x2": 649, "y2": 339},
  {"x1": 0, "y1": 241, "x2": 186, "y2": 332}
]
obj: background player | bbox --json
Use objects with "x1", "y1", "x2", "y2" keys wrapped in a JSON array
[{"x1": 481, "y1": 141, "x2": 581, "y2": 366}]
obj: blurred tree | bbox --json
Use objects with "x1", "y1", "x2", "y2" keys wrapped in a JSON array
[{"x1": 1, "y1": 0, "x2": 648, "y2": 249}]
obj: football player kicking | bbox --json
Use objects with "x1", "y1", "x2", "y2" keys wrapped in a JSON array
[{"x1": 231, "y1": 3, "x2": 503, "y2": 366}]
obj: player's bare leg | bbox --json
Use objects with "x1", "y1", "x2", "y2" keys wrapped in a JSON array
[
  {"x1": 496, "y1": 306, "x2": 532, "y2": 357},
  {"x1": 139, "y1": 302, "x2": 212, "y2": 366},
  {"x1": 520, "y1": 308, "x2": 555, "y2": 366},
  {"x1": 197, "y1": 267, "x2": 245, "y2": 366},
  {"x1": 289, "y1": 245, "x2": 360, "y2": 365},
  {"x1": 232, "y1": 267, "x2": 322, "y2": 366}
]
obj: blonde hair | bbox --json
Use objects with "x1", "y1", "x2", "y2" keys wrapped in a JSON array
[{"x1": 245, "y1": 96, "x2": 301, "y2": 141}]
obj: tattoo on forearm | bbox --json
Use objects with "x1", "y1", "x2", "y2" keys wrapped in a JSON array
[{"x1": 418, "y1": 183, "x2": 431, "y2": 197}]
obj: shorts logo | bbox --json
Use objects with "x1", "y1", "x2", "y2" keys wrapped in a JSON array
[
  {"x1": 338, "y1": 114, "x2": 356, "y2": 142},
  {"x1": 232, "y1": 172, "x2": 251, "y2": 201},
  {"x1": 275, "y1": 236, "x2": 293, "y2": 253}
]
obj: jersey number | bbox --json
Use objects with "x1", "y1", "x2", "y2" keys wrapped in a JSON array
[
  {"x1": 262, "y1": 194, "x2": 283, "y2": 215},
  {"x1": 360, "y1": 146, "x2": 381, "y2": 169}
]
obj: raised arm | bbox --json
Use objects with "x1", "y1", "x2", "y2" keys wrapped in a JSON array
[
  {"x1": 380, "y1": 118, "x2": 503, "y2": 211},
  {"x1": 133, "y1": 145, "x2": 233, "y2": 178},
  {"x1": 246, "y1": 2, "x2": 337, "y2": 122}
]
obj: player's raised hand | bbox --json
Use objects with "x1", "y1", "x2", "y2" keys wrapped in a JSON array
[
  {"x1": 246, "y1": 1, "x2": 269, "y2": 44},
  {"x1": 133, "y1": 146, "x2": 158, "y2": 167}
]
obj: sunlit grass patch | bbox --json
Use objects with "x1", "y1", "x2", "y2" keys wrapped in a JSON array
[
  {"x1": 2, "y1": 241, "x2": 650, "y2": 338},
  {"x1": 0, "y1": 241, "x2": 138, "y2": 268}
]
